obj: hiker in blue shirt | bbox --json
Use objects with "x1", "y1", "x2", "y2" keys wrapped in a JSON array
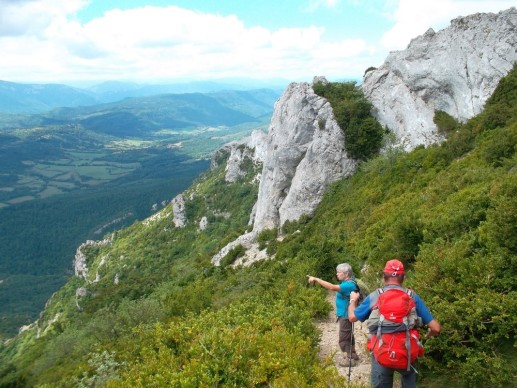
[
  {"x1": 348, "y1": 259, "x2": 441, "y2": 388},
  {"x1": 307, "y1": 263, "x2": 360, "y2": 365}
]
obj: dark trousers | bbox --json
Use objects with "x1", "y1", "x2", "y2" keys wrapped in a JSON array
[
  {"x1": 371, "y1": 355, "x2": 416, "y2": 388},
  {"x1": 338, "y1": 317, "x2": 354, "y2": 353}
]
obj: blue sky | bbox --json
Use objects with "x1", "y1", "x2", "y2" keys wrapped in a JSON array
[{"x1": 0, "y1": 0, "x2": 515, "y2": 85}]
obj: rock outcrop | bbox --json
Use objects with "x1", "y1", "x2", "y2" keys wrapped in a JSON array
[
  {"x1": 221, "y1": 129, "x2": 268, "y2": 183},
  {"x1": 212, "y1": 9, "x2": 517, "y2": 266},
  {"x1": 212, "y1": 78, "x2": 357, "y2": 266},
  {"x1": 211, "y1": 231, "x2": 268, "y2": 267},
  {"x1": 362, "y1": 7, "x2": 517, "y2": 150},
  {"x1": 171, "y1": 193, "x2": 187, "y2": 228},
  {"x1": 252, "y1": 80, "x2": 357, "y2": 232},
  {"x1": 73, "y1": 237, "x2": 112, "y2": 280}
]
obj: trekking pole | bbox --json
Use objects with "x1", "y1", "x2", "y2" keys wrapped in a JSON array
[{"x1": 348, "y1": 321, "x2": 354, "y2": 386}]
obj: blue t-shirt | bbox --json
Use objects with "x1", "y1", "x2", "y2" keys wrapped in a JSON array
[
  {"x1": 353, "y1": 285, "x2": 434, "y2": 324},
  {"x1": 336, "y1": 279, "x2": 357, "y2": 318}
]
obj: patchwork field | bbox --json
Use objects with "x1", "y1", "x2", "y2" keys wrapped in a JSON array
[{"x1": 0, "y1": 88, "x2": 277, "y2": 336}]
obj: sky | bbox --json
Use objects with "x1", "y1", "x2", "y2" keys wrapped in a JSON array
[{"x1": 0, "y1": 0, "x2": 515, "y2": 85}]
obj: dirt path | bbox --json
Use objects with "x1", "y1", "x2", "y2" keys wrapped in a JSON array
[{"x1": 316, "y1": 293, "x2": 371, "y2": 387}]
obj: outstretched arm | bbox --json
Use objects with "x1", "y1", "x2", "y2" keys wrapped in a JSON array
[{"x1": 307, "y1": 275, "x2": 341, "y2": 292}]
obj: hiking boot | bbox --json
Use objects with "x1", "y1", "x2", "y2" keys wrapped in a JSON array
[{"x1": 350, "y1": 351, "x2": 360, "y2": 361}]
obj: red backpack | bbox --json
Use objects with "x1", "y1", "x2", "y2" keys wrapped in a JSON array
[{"x1": 366, "y1": 287, "x2": 424, "y2": 371}]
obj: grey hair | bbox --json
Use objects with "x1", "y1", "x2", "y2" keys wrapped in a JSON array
[{"x1": 336, "y1": 263, "x2": 354, "y2": 277}]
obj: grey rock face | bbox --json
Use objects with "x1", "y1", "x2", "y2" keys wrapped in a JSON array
[
  {"x1": 224, "y1": 145, "x2": 252, "y2": 183},
  {"x1": 73, "y1": 238, "x2": 112, "y2": 280},
  {"x1": 252, "y1": 80, "x2": 357, "y2": 232},
  {"x1": 247, "y1": 129, "x2": 269, "y2": 165},
  {"x1": 212, "y1": 79, "x2": 357, "y2": 265},
  {"x1": 223, "y1": 129, "x2": 268, "y2": 183},
  {"x1": 199, "y1": 216, "x2": 208, "y2": 231},
  {"x1": 172, "y1": 194, "x2": 187, "y2": 228},
  {"x1": 362, "y1": 7, "x2": 517, "y2": 150},
  {"x1": 211, "y1": 232, "x2": 262, "y2": 266}
]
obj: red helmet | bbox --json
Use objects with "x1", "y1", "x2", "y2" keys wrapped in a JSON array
[{"x1": 384, "y1": 259, "x2": 405, "y2": 276}]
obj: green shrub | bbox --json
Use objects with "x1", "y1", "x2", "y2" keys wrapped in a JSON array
[
  {"x1": 313, "y1": 81, "x2": 384, "y2": 161},
  {"x1": 257, "y1": 228, "x2": 278, "y2": 250},
  {"x1": 479, "y1": 126, "x2": 516, "y2": 167},
  {"x1": 112, "y1": 291, "x2": 341, "y2": 386},
  {"x1": 480, "y1": 62, "x2": 517, "y2": 129},
  {"x1": 281, "y1": 214, "x2": 310, "y2": 234},
  {"x1": 434, "y1": 110, "x2": 459, "y2": 134},
  {"x1": 220, "y1": 244, "x2": 245, "y2": 267}
]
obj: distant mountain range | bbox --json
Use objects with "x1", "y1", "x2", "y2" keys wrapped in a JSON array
[
  {"x1": 0, "y1": 85, "x2": 282, "y2": 209},
  {"x1": 0, "y1": 87, "x2": 281, "y2": 137},
  {"x1": 44, "y1": 89, "x2": 280, "y2": 136},
  {"x1": 0, "y1": 79, "x2": 286, "y2": 114},
  {"x1": 0, "y1": 81, "x2": 98, "y2": 113}
]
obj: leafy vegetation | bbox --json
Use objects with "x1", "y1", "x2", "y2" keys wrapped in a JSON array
[
  {"x1": 433, "y1": 110, "x2": 459, "y2": 134},
  {"x1": 313, "y1": 80, "x2": 385, "y2": 161},
  {"x1": 0, "y1": 66, "x2": 516, "y2": 387}
]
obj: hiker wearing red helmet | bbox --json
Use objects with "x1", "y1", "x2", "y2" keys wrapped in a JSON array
[{"x1": 348, "y1": 259, "x2": 441, "y2": 388}]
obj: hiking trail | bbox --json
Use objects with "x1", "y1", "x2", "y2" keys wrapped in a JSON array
[{"x1": 316, "y1": 292, "x2": 371, "y2": 386}]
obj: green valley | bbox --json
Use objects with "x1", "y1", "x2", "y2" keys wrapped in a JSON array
[
  {"x1": 0, "y1": 66, "x2": 515, "y2": 386},
  {"x1": 0, "y1": 88, "x2": 280, "y2": 337}
]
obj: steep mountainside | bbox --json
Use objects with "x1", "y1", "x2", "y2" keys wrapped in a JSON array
[
  {"x1": 362, "y1": 7, "x2": 517, "y2": 150},
  {"x1": 0, "y1": 8, "x2": 515, "y2": 388},
  {"x1": 2, "y1": 62, "x2": 514, "y2": 387},
  {"x1": 211, "y1": 9, "x2": 517, "y2": 267}
]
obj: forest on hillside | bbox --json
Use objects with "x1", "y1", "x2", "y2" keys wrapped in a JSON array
[
  {"x1": 0, "y1": 88, "x2": 277, "y2": 337},
  {"x1": 0, "y1": 65, "x2": 515, "y2": 387}
]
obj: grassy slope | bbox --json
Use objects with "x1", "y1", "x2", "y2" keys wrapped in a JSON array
[{"x1": 0, "y1": 66, "x2": 516, "y2": 387}]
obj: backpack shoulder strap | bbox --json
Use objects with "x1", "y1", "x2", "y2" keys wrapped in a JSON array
[
  {"x1": 371, "y1": 288, "x2": 383, "y2": 308},
  {"x1": 350, "y1": 278, "x2": 361, "y2": 293}
]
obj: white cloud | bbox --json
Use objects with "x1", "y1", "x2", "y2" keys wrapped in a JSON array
[
  {"x1": 381, "y1": 0, "x2": 516, "y2": 50},
  {"x1": 0, "y1": 0, "x2": 513, "y2": 83},
  {"x1": 312, "y1": 39, "x2": 370, "y2": 59},
  {"x1": 0, "y1": 2, "x2": 374, "y2": 82},
  {"x1": 0, "y1": 0, "x2": 86, "y2": 36}
]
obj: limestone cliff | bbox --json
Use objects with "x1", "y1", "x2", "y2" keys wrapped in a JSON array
[
  {"x1": 212, "y1": 8, "x2": 517, "y2": 266},
  {"x1": 252, "y1": 80, "x2": 357, "y2": 233},
  {"x1": 219, "y1": 129, "x2": 268, "y2": 183},
  {"x1": 362, "y1": 7, "x2": 517, "y2": 150},
  {"x1": 212, "y1": 78, "x2": 357, "y2": 266},
  {"x1": 171, "y1": 193, "x2": 187, "y2": 228}
]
